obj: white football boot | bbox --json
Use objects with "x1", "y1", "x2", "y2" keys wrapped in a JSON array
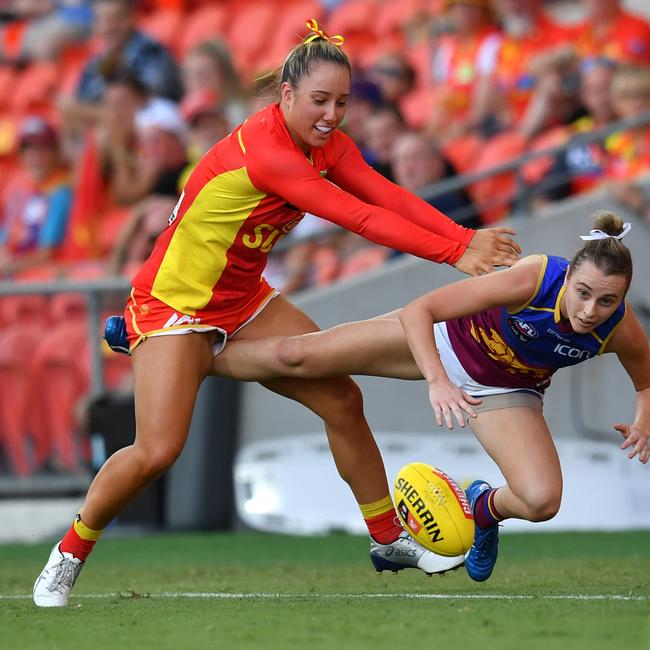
[
  {"x1": 33, "y1": 543, "x2": 84, "y2": 607},
  {"x1": 370, "y1": 531, "x2": 464, "y2": 576}
]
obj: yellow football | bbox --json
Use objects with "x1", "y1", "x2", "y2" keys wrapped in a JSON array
[{"x1": 394, "y1": 463, "x2": 474, "y2": 556}]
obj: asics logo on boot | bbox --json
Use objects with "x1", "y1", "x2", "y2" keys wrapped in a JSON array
[{"x1": 385, "y1": 547, "x2": 417, "y2": 558}]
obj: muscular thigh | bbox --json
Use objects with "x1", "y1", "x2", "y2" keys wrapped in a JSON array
[
  {"x1": 230, "y1": 295, "x2": 359, "y2": 411},
  {"x1": 230, "y1": 295, "x2": 319, "y2": 340},
  {"x1": 469, "y1": 406, "x2": 562, "y2": 493},
  {"x1": 131, "y1": 331, "x2": 216, "y2": 452}
]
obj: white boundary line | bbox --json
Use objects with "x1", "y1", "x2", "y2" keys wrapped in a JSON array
[{"x1": 2, "y1": 592, "x2": 648, "y2": 602}]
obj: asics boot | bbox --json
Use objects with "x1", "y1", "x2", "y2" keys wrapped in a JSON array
[
  {"x1": 104, "y1": 315, "x2": 130, "y2": 354},
  {"x1": 465, "y1": 479, "x2": 499, "y2": 582},
  {"x1": 370, "y1": 531, "x2": 464, "y2": 576},
  {"x1": 33, "y1": 542, "x2": 84, "y2": 607}
]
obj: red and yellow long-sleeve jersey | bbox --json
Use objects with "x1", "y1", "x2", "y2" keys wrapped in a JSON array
[{"x1": 132, "y1": 103, "x2": 473, "y2": 333}]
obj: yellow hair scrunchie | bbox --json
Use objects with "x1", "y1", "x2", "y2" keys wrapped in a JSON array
[{"x1": 304, "y1": 18, "x2": 344, "y2": 47}]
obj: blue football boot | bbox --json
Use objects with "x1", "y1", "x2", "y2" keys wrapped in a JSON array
[
  {"x1": 104, "y1": 315, "x2": 130, "y2": 355},
  {"x1": 465, "y1": 480, "x2": 499, "y2": 582}
]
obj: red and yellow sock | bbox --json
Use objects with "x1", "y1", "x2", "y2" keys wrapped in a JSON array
[
  {"x1": 474, "y1": 488, "x2": 504, "y2": 529},
  {"x1": 59, "y1": 513, "x2": 103, "y2": 561},
  {"x1": 360, "y1": 495, "x2": 403, "y2": 544}
]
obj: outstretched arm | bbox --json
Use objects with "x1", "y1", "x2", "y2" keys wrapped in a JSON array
[
  {"x1": 248, "y1": 135, "x2": 517, "y2": 273},
  {"x1": 605, "y1": 308, "x2": 650, "y2": 464},
  {"x1": 398, "y1": 257, "x2": 542, "y2": 427},
  {"x1": 328, "y1": 138, "x2": 521, "y2": 273}
]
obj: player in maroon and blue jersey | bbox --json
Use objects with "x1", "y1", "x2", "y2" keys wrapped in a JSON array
[{"x1": 210, "y1": 211, "x2": 650, "y2": 582}]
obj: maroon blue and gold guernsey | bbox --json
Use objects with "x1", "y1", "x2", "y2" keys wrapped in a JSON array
[{"x1": 445, "y1": 255, "x2": 627, "y2": 392}]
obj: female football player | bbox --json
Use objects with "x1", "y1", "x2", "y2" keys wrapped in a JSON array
[
  {"x1": 33, "y1": 21, "x2": 520, "y2": 606},
  {"x1": 209, "y1": 211, "x2": 650, "y2": 582}
]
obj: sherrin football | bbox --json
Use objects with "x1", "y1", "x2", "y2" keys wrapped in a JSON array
[{"x1": 394, "y1": 463, "x2": 474, "y2": 556}]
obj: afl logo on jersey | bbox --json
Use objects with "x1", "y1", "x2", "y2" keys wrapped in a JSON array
[{"x1": 507, "y1": 317, "x2": 538, "y2": 344}]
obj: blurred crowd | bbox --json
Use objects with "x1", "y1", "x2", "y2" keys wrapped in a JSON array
[{"x1": 2, "y1": 0, "x2": 650, "y2": 474}]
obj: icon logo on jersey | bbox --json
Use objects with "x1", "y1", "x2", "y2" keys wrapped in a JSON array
[
  {"x1": 553, "y1": 343, "x2": 593, "y2": 360},
  {"x1": 507, "y1": 317, "x2": 538, "y2": 344},
  {"x1": 320, "y1": 170, "x2": 328, "y2": 177}
]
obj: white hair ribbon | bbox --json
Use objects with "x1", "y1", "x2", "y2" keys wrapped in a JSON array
[{"x1": 579, "y1": 222, "x2": 632, "y2": 241}]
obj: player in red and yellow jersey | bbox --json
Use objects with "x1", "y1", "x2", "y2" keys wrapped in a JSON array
[{"x1": 34, "y1": 20, "x2": 521, "y2": 607}]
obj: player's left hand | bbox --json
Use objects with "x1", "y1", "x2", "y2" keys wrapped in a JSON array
[
  {"x1": 614, "y1": 422, "x2": 650, "y2": 464},
  {"x1": 468, "y1": 227, "x2": 521, "y2": 268}
]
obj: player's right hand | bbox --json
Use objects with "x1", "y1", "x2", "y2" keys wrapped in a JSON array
[
  {"x1": 453, "y1": 248, "x2": 496, "y2": 276},
  {"x1": 464, "y1": 227, "x2": 521, "y2": 272},
  {"x1": 428, "y1": 379, "x2": 482, "y2": 429}
]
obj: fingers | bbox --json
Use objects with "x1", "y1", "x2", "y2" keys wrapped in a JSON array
[
  {"x1": 488, "y1": 227, "x2": 517, "y2": 236},
  {"x1": 640, "y1": 445, "x2": 649, "y2": 464},
  {"x1": 463, "y1": 392, "x2": 483, "y2": 406},
  {"x1": 432, "y1": 399, "x2": 480, "y2": 428},
  {"x1": 497, "y1": 236, "x2": 522, "y2": 255}
]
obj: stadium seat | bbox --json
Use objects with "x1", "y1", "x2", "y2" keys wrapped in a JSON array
[
  {"x1": 138, "y1": 8, "x2": 184, "y2": 53},
  {"x1": 177, "y1": 4, "x2": 229, "y2": 58},
  {"x1": 522, "y1": 126, "x2": 571, "y2": 186},
  {"x1": 466, "y1": 131, "x2": 528, "y2": 224},
  {"x1": 0, "y1": 295, "x2": 51, "y2": 475},
  {"x1": 253, "y1": 0, "x2": 325, "y2": 74},
  {"x1": 10, "y1": 62, "x2": 60, "y2": 113},
  {"x1": 338, "y1": 247, "x2": 390, "y2": 281},
  {"x1": 440, "y1": 133, "x2": 484, "y2": 176},
  {"x1": 374, "y1": 0, "x2": 422, "y2": 49},
  {"x1": 327, "y1": 0, "x2": 378, "y2": 59},
  {"x1": 0, "y1": 19, "x2": 28, "y2": 63},
  {"x1": 399, "y1": 85, "x2": 440, "y2": 130},
  {"x1": 30, "y1": 320, "x2": 91, "y2": 472},
  {"x1": 0, "y1": 65, "x2": 17, "y2": 112},
  {"x1": 225, "y1": 1, "x2": 278, "y2": 77},
  {"x1": 0, "y1": 322, "x2": 47, "y2": 475},
  {"x1": 312, "y1": 246, "x2": 342, "y2": 287}
]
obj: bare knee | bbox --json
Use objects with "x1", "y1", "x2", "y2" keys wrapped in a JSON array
[
  {"x1": 134, "y1": 443, "x2": 182, "y2": 481},
  {"x1": 519, "y1": 486, "x2": 562, "y2": 522},
  {"x1": 277, "y1": 337, "x2": 309, "y2": 370},
  {"x1": 317, "y1": 378, "x2": 365, "y2": 422}
]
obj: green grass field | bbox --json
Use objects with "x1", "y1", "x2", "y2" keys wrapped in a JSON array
[{"x1": 2, "y1": 530, "x2": 649, "y2": 650}]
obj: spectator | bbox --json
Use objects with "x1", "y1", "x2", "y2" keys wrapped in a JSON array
[
  {"x1": 340, "y1": 75, "x2": 383, "y2": 150},
  {"x1": 96, "y1": 68, "x2": 148, "y2": 179},
  {"x1": 428, "y1": 0, "x2": 501, "y2": 140},
  {"x1": 604, "y1": 65, "x2": 650, "y2": 219},
  {"x1": 60, "y1": 0, "x2": 182, "y2": 131},
  {"x1": 111, "y1": 98, "x2": 187, "y2": 205},
  {"x1": 362, "y1": 104, "x2": 406, "y2": 180},
  {"x1": 605, "y1": 64, "x2": 650, "y2": 180},
  {"x1": 177, "y1": 90, "x2": 230, "y2": 188},
  {"x1": 20, "y1": 0, "x2": 93, "y2": 61},
  {"x1": 0, "y1": 117, "x2": 72, "y2": 278},
  {"x1": 368, "y1": 52, "x2": 416, "y2": 112},
  {"x1": 391, "y1": 131, "x2": 480, "y2": 227},
  {"x1": 529, "y1": 57, "x2": 618, "y2": 204},
  {"x1": 181, "y1": 40, "x2": 249, "y2": 131},
  {"x1": 106, "y1": 101, "x2": 189, "y2": 275},
  {"x1": 574, "y1": 0, "x2": 650, "y2": 67},
  {"x1": 473, "y1": 0, "x2": 576, "y2": 138}
]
